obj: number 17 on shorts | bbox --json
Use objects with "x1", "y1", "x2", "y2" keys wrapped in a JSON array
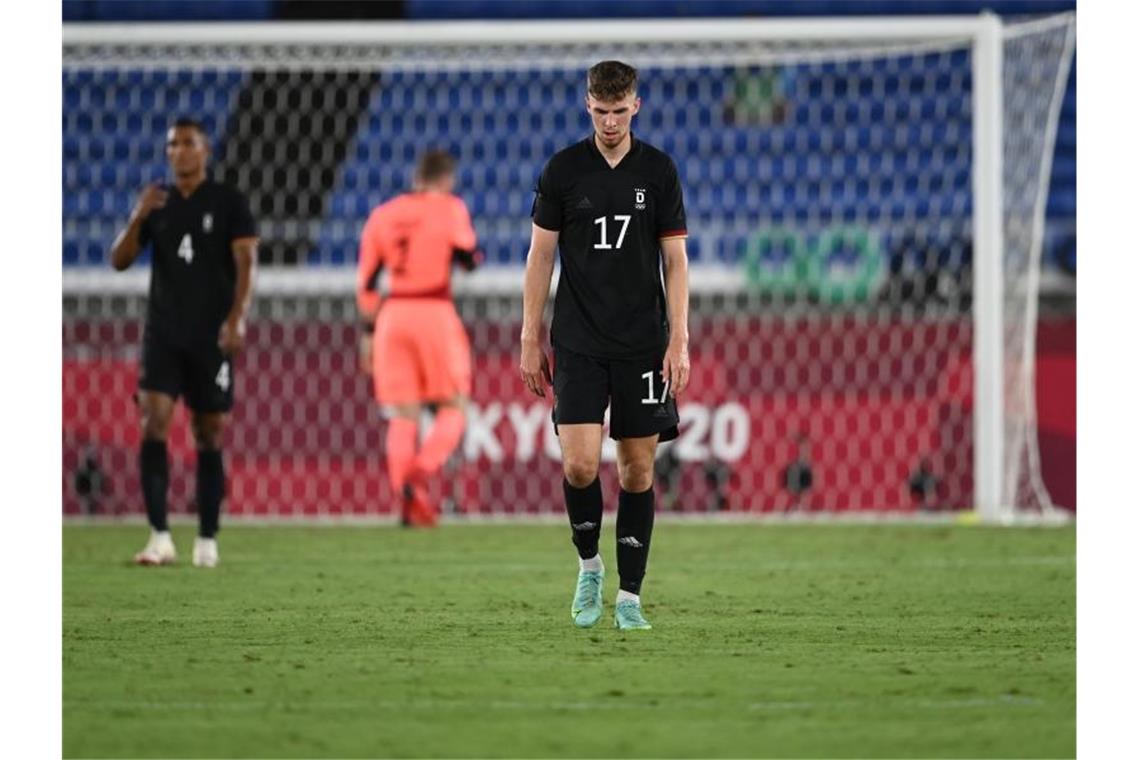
[{"x1": 641, "y1": 370, "x2": 669, "y2": 405}]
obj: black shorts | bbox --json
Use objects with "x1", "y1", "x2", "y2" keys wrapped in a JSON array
[
  {"x1": 551, "y1": 341, "x2": 680, "y2": 442},
  {"x1": 138, "y1": 325, "x2": 235, "y2": 413}
]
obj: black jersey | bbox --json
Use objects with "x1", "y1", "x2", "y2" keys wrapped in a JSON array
[
  {"x1": 138, "y1": 179, "x2": 257, "y2": 345},
  {"x1": 532, "y1": 134, "x2": 687, "y2": 359}
]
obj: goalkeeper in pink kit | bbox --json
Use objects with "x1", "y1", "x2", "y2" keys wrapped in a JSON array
[{"x1": 356, "y1": 150, "x2": 482, "y2": 526}]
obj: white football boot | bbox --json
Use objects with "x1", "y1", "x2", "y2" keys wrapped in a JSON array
[
  {"x1": 192, "y1": 537, "x2": 219, "y2": 568},
  {"x1": 134, "y1": 530, "x2": 176, "y2": 566}
]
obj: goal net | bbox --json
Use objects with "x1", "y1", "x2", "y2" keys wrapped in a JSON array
[{"x1": 62, "y1": 15, "x2": 1075, "y2": 521}]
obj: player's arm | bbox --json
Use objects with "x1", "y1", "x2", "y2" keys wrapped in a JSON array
[
  {"x1": 110, "y1": 182, "x2": 167, "y2": 270},
  {"x1": 519, "y1": 223, "x2": 558, "y2": 397},
  {"x1": 355, "y1": 212, "x2": 385, "y2": 375},
  {"x1": 657, "y1": 156, "x2": 690, "y2": 397},
  {"x1": 218, "y1": 188, "x2": 259, "y2": 356},
  {"x1": 219, "y1": 237, "x2": 258, "y2": 355},
  {"x1": 452, "y1": 247, "x2": 484, "y2": 272},
  {"x1": 451, "y1": 198, "x2": 484, "y2": 272},
  {"x1": 661, "y1": 236, "x2": 691, "y2": 397}
]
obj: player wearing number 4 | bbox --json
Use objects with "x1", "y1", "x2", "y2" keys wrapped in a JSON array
[
  {"x1": 520, "y1": 61, "x2": 691, "y2": 630},
  {"x1": 110, "y1": 117, "x2": 258, "y2": 568}
]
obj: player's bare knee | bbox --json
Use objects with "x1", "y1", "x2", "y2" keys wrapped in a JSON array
[
  {"x1": 141, "y1": 419, "x2": 170, "y2": 441},
  {"x1": 563, "y1": 459, "x2": 599, "y2": 488},
  {"x1": 191, "y1": 416, "x2": 226, "y2": 451},
  {"x1": 193, "y1": 430, "x2": 225, "y2": 450},
  {"x1": 140, "y1": 407, "x2": 172, "y2": 441},
  {"x1": 618, "y1": 462, "x2": 654, "y2": 493}
]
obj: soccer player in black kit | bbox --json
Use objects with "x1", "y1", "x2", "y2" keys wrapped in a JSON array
[
  {"x1": 110, "y1": 118, "x2": 258, "y2": 568},
  {"x1": 520, "y1": 62, "x2": 691, "y2": 630}
]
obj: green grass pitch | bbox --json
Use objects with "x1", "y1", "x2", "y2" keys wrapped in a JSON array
[{"x1": 63, "y1": 522, "x2": 1074, "y2": 758}]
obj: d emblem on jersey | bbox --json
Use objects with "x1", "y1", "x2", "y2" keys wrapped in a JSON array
[
  {"x1": 202, "y1": 213, "x2": 213, "y2": 233},
  {"x1": 634, "y1": 189, "x2": 646, "y2": 210}
]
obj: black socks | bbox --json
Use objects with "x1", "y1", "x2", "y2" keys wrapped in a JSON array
[
  {"x1": 196, "y1": 448, "x2": 225, "y2": 539},
  {"x1": 616, "y1": 487, "x2": 655, "y2": 595},
  {"x1": 141, "y1": 439, "x2": 225, "y2": 538},
  {"x1": 140, "y1": 439, "x2": 169, "y2": 532},
  {"x1": 565, "y1": 478, "x2": 657, "y2": 593},
  {"x1": 563, "y1": 477, "x2": 603, "y2": 560}
]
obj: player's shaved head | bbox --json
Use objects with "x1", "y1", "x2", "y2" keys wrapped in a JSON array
[
  {"x1": 415, "y1": 149, "x2": 457, "y2": 184},
  {"x1": 588, "y1": 60, "x2": 638, "y2": 101},
  {"x1": 166, "y1": 116, "x2": 210, "y2": 180}
]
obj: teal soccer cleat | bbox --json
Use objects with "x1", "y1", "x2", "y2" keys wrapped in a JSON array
[
  {"x1": 570, "y1": 569, "x2": 604, "y2": 628},
  {"x1": 613, "y1": 599, "x2": 652, "y2": 630}
]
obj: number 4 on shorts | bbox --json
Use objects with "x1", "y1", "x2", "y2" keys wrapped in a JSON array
[{"x1": 215, "y1": 361, "x2": 230, "y2": 391}]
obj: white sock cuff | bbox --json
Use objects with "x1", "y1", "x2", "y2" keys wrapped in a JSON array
[
  {"x1": 616, "y1": 589, "x2": 640, "y2": 605},
  {"x1": 579, "y1": 554, "x2": 603, "y2": 573}
]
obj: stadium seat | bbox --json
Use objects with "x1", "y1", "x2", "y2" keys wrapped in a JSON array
[{"x1": 63, "y1": 51, "x2": 1076, "y2": 271}]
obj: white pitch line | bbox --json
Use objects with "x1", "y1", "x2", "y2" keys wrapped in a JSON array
[{"x1": 67, "y1": 694, "x2": 1044, "y2": 713}]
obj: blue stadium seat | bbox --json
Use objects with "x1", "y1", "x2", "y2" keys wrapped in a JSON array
[{"x1": 65, "y1": 43, "x2": 1076, "y2": 273}]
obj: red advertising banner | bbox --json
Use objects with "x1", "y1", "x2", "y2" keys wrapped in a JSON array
[{"x1": 63, "y1": 314, "x2": 974, "y2": 517}]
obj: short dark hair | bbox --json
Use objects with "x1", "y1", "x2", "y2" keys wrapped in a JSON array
[
  {"x1": 171, "y1": 116, "x2": 208, "y2": 138},
  {"x1": 587, "y1": 60, "x2": 638, "y2": 101},
  {"x1": 415, "y1": 149, "x2": 457, "y2": 184}
]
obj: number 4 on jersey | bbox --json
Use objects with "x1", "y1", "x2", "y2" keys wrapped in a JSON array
[{"x1": 177, "y1": 233, "x2": 194, "y2": 264}]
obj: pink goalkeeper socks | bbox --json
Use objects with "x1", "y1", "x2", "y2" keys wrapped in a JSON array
[
  {"x1": 386, "y1": 417, "x2": 419, "y2": 495},
  {"x1": 413, "y1": 407, "x2": 465, "y2": 477}
]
